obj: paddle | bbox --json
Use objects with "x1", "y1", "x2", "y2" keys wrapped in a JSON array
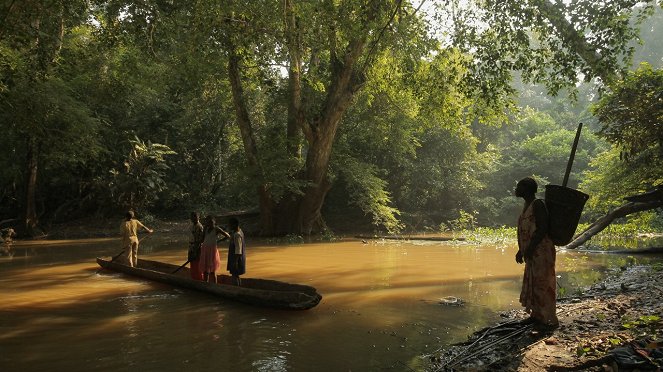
[
  {"x1": 171, "y1": 236, "x2": 229, "y2": 274},
  {"x1": 172, "y1": 259, "x2": 190, "y2": 274},
  {"x1": 110, "y1": 249, "x2": 125, "y2": 262}
]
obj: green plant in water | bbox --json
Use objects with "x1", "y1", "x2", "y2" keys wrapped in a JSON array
[
  {"x1": 320, "y1": 228, "x2": 337, "y2": 242},
  {"x1": 448, "y1": 210, "x2": 477, "y2": 232},
  {"x1": 457, "y1": 226, "x2": 517, "y2": 244},
  {"x1": 284, "y1": 234, "x2": 304, "y2": 244},
  {"x1": 267, "y1": 234, "x2": 305, "y2": 245}
]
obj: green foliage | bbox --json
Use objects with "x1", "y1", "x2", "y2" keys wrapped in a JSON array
[
  {"x1": 334, "y1": 155, "x2": 402, "y2": 234},
  {"x1": 479, "y1": 107, "x2": 608, "y2": 226},
  {"x1": 581, "y1": 148, "x2": 646, "y2": 214},
  {"x1": 268, "y1": 234, "x2": 305, "y2": 245},
  {"x1": 442, "y1": 0, "x2": 658, "y2": 95},
  {"x1": 576, "y1": 344, "x2": 593, "y2": 357},
  {"x1": 581, "y1": 64, "x2": 663, "y2": 226},
  {"x1": 632, "y1": 6, "x2": 663, "y2": 68},
  {"x1": 109, "y1": 136, "x2": 176, "y2": 210},
  {"x1": 0, "y1": 0, "x2": 660, "y2": 237},
  {"x1": 0, "y1": 72, "x2": 102, "y2": 218},
  {"x1": 593, "y1": 63, "x2": 663, "y2": 188},
  {"x1": 447, "y1": 210, "x2": 477, "y2": 231},
  {"x1": 595, "y1": 63, "x2": 662, "y2": 156},
  {"x1": 459, "y1": 226, "x2": 517, "y2": 245},
  {"x1": 320, "y1": 228, "x2": 338, "y2": 242},
  {"x1": 621, "y1": 315, "x2": 661, "y2": 338}
]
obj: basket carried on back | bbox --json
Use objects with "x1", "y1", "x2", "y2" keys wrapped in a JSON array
[
  {"x1": 544, "y1": 184, "x2": 589, "y2": 246},
  {"x1": 544, "y1": 122, "x2": 590, "y2": 246}
]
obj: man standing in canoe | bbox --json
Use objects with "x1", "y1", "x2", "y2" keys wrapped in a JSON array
[
  {"x1": 514, "y1": 177, "x2": 559, "y2": 331},
  {"x1": 227, "y1": 217, "x2": 246, "y2": 286},
  {"x1": 120, "y1": 210, "x2": 153, "y2": 267},
  {"x1": 188, "y1": 212, "x2": 204, "y2": 281}
]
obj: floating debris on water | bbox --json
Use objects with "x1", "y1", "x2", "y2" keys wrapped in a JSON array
[{"x1": 439, "y1": 296, "x2": 464, "y2": 306}]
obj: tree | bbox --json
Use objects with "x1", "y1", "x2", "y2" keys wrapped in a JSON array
[
  {"x1": 580, "y1": 64, "x2": 663, "y2": 214},
  {"x1": 216, "y1": 0, "x2": 434, "y2": 235},
  {"x1": 594, "y1": 63, "x2": 663, "y2": 170},
  {"x1": 3, "y1": 0, "x2": 658, "y2": 236},
  {"x1": 441, "y1": 0, "x2": 660, "y2": 96},
  {"x1": 0, "y1": 0, "x2": 93, "y2": 235}
]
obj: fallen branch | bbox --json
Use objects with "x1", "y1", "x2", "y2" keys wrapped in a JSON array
[{"x1": 563, "y1": 200, "x2": 663, "y2": 249}]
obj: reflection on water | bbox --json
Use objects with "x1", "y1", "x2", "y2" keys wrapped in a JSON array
[{"x1": 0, "y1": 236, "x2": 660, "y2": 371}]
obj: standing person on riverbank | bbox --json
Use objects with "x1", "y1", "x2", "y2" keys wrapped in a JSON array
[
  {"x1": 227, "y1": 217, "x2": 246, "y2": 286},
  {"x1": 188, "y1": 212, "x2": 204, "y2": 281},
  {"x1": 120, "y1": 210, "x2": 153, "y2": 267},
  {"x1": 514, "y1": 177, "x2": 559, "y2": 331},
  {"x1": 199, "y1": 215, "x2": 230, "y2": 284}
]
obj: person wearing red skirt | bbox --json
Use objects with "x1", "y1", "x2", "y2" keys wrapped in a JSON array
[{"x1": 198, "y1": 215, "x2": 230, "y2": 284}]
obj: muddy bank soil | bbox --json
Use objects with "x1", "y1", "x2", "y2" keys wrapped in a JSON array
[{"x1": 431, "y1": 264, "x2": 663, "y2": 371}]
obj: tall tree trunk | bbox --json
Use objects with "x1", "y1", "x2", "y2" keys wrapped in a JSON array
[
  {"x1": 227, "y1": 1, "x2": 390, "y2": 235},
  {"x1": 284, "y1": 0, "x2": 305, "y2": 158},
  {"x1": 227, "y1": 44, "x2": 276, "y2": 234},
  {"x1": 12, "y1": 0, "x2": 66, "y2": 237},
  {"x1": 24, "y1": 137, "x2": 39, "y2": 235}
]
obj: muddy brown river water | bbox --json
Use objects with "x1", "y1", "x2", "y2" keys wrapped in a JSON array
[{"x1": 0, "y1": 235, "x2": 634, "y2": 371}]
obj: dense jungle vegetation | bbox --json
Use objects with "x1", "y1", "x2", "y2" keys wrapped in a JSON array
[{"x1": 1, "y1": 0, "x2": 662, "y2": 236}]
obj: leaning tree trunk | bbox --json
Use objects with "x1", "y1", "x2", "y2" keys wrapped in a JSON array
[{"x1": 563, "y1": 200, "x2": 663, "y2": 249}]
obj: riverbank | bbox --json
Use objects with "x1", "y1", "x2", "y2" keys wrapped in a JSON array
[{"x1": 430, "y1": 263, "x2": 663, "y2": 371}]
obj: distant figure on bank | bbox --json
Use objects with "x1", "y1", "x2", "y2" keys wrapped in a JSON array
[
  {"x1": 514, "y1": 177, "x2": 559, "y2": 331},
  {"x1": 227, "y1": 217, "x2": 246, "y2": 286},
  {"x1": 1, "y1": 227, "x2": 15, "y2": 257},
  {"x1": 1, "y1": 227, "x2": 16, "y2": 244},
  {"x1": 120, "y1": 210, "x2": 153, "y2": 267},
  {"x1": 188, "y1": 212, "x2": 205, "y2": 281},
  {"x1": 199, "y1": 215, "x2": 230, "y2": 284}
]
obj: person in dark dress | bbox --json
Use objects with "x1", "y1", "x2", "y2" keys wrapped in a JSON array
[{"x1": 188, "y1": 212, "x2": 204, "y2": 281}]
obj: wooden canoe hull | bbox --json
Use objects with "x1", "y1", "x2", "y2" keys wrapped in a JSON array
[{"x1": 96, "y1": 257, "x2": 322, "y2": 310}]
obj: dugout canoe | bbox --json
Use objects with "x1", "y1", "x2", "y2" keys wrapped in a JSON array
[{"x1": 96, "y1": 257, "x2": 322, "y2": 310}]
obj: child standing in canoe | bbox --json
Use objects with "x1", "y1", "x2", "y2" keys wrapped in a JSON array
[
  {"x1": 227, "y1": 217, "x2": 246, "y2": 286},
  {"x1": 199, "y1": 215, "x2": 230, "y2": 284}
]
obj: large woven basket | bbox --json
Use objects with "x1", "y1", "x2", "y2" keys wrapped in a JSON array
[{"x1": 544, "y1": 184, "x2": 589, "y2": 246}]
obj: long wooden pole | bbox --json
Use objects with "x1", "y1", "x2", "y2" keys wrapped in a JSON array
[
  {"x1": 172, "y1": 237, "x2": 228, "y2": 274},
  {"x1": 109, "y1": 233, "x2": 153, "y2": 263},
  {"x1": 562, "y1": 122, "x2": 583, "y2": 187},
  {"x1": 172, "y1": 260, "x2": 190, "y2": 274}
]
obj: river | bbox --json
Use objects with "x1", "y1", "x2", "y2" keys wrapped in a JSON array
[{"x1": 0, "y1": 235, "x2": 641, "y2": 371}]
